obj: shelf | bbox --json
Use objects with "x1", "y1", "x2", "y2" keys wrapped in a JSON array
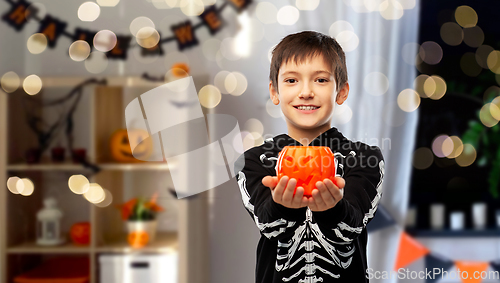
[
  {"x1": 96, "y1": 232, "x2": 177, "y2": 253},
  {"x1": 7, "y1": 241, "x2": 90, "y2": 254},
  {"x1": 7, "y1": 162, "x2": 175, "y2": 171},
  {"x1": 406, "y1": 228, "x2": 500, "y2": 238}
]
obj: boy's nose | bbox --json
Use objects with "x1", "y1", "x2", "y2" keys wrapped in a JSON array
[{"x1": 298, "y1": 89, "x2": 314, "y2": 98}]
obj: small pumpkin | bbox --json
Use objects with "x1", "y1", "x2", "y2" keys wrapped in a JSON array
[
  {"x1": 128, "y1": 231, "x2": 149, "y2": 248},
  {"x1": 70, "y1": 222, "x2": 90, "y2": 246},
  {"x1": 276, "y1": 146, "x2": 336, "y2": 197},
  {"x1": 110, "y1": 129, "x2": 153, "y2": 163},
  {"x1": 170, "y1": 62, "x2": 190, "y2": 78}
]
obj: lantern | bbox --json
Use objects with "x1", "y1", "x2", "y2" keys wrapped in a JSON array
[
  {"x1": 36, "y1": 197, "x2": 64, "y2": 246},
  {"x1": 276, "y1": 146, "x2": 337, "y2": 197}
]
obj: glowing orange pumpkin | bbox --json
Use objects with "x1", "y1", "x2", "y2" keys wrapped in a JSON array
[
  {"x1": 128, "y1": 231, "x2": 149, "y2": 248},
  {"x1": 70, "y1": 222, "x2": 90, "y2": 246},
  {"x1": 277, "y1": 146, "x2": 336, "y2": 197},
  {"x1": 109, "y1": 129, "x2": 153, "y2": 163}
]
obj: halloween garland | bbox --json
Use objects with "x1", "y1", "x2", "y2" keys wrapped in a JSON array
[{"x1": 1, "y1": 0, "x2": 253, "y2": 59}]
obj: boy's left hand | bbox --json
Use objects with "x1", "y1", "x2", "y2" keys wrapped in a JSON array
[{"x1": 306, "y1": 177, "x2": 345, "y2": 212}]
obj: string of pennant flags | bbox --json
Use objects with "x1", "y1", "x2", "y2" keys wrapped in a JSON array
[
  {"x1": 1, "y1": 0, "x2": 253, "y2": 59},
  {"x1": 367, "y1": 205, "x2": 500, "y2": 283}
]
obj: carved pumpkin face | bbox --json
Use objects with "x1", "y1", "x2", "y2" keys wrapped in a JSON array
[
  {"x1": 128, "y1": 231, "x2": 149, "y2": 248},
  {"x1": 110, "y1": 129, "x2": 153, "y2": 162},
  {"x1": 276, "y1": 146, "x2": 336, "y2": 197},
  {"x1": 70, "y1": 222, "x2": 90, "y2": 245}
]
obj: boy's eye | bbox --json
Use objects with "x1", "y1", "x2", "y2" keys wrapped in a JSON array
[
  {"x1": 285, "y1": 79, "x2": 296, "y2": 83},
  {"x1": 317, "y1": 78, "x2": 328, "y2": 83}
]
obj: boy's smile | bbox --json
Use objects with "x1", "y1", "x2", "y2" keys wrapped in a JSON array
[{"x1": 270, "y1": 54, "x2": 349, "y2": 144}]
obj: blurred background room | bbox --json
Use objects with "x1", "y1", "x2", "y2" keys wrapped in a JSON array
[{"x1": 1, "y1": 0, "x2": 500, "y2": 282}]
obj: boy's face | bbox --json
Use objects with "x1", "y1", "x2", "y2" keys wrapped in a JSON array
[{"x1": 269, "y1": 54, "x2": 349, "y2": 133}]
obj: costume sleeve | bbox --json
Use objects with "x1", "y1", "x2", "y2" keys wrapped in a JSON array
[
  {"x1": 234, "y1": 150, "x2": 308, "y2": 241},
  {"x1": 311, "y1": 146, "x2": 385, "y2": 244}
]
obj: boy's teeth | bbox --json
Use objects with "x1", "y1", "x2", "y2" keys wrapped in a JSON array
[{"x1": 297, "y1": 106, "x2": 318, "y2": 110}]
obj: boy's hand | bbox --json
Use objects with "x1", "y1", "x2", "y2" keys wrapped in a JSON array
[
  {"x1": 307, "y1": 177, "x2": 345, "y2": 212},
  {"x1": 262, "y1": 176, "x2": 309, "y2": 209}
]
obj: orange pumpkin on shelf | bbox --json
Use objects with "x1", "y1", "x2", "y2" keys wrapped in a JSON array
[
  {"x1": 70, "y1": 222, "x2": 90, "y2": 246},
  {"x1": 128, "y1": 231, "x2": 149, "y2": 248},
  {"x1": 109, "y1": 129, "x2": 153, "y2": 163},
  {"x1": 276, "y1": 146, "x2": 337, "y2": 197}
]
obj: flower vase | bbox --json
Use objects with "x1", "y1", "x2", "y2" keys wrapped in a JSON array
[{"x1": 126, "y1": 220, "x2": 157, "y2": 242}]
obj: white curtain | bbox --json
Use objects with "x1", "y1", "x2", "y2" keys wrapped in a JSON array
[{"x1": 209, "y1": 1, "x2": 420, "y2": 282}]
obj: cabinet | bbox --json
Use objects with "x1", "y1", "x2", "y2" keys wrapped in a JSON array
[{"x1": 0, "y1": 75, "x2": 210, "y2": 283}]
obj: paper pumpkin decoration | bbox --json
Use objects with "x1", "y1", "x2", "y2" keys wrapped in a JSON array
[
  {"x1": 128, "y1": 231, "x2": 149, "y2": 248},
  {"x1": 109, "y1": 129, "x2": 152, "y2": 162},
  {"x1": 70, "y1": 222, "x2": 90, "y2": 245},
  {"x1": 170, "y1": 62, "x2": 190, "y2": 78},
  {"x1": 276, "y1": 146, "x2": 336, "y2": 197}
]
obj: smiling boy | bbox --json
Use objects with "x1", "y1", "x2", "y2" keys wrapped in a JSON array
[{"x1": 235, "y1": 31, "x2": 385, "y2": 282}]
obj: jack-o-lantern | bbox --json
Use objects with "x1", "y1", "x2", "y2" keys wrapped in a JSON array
[
  {"x1": 110, "y1": 129, "x2": 153, "y2": 163},
  {"x1": 70, "y1": 222, "x2": 90, "y2": 245},
  {"x1": 276, "y1": 146, "x2": 336, "y2": 197},
  {"x1": 170, "y1": 62, "x2": 190, "y2": 78},
  {"x1": 128, "y1": 231, "x2": 149, "y2": 248}
]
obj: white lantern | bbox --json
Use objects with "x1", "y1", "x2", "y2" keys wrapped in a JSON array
[{"x1": 36, "y1": 197, "x2": 64, "y2": 246}]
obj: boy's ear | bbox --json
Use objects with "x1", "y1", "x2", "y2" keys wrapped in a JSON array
[
  {"x1": 269, "y1": 81, "x2": 280, "y2": 105},
  {"x1": 335, "y1": 82, "x2": 349, "y2": 105}
]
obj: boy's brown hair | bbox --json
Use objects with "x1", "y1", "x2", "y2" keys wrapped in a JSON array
[{"x1": 269, "y1": 30, "x2": 348, "y2": 94}]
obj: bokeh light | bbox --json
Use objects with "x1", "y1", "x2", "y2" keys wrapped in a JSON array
[
  {"x1": 83, "y1": 183, "x2": 105, "y2": 203},
  {"x1": 68, "y1": 174, "x2": 90, "y2": 195},
  {"x1": 23, "y1": 75, "x2": 42, "y2": 95},
  {"x1": 17, "y1": 178, "x2": 34, "y2": 196},
  {"x1": 332, "y1": 104, "x2": 353, "y2": 125},
  {"x1": 277, "y1": 5, "x2": 300, "y2": 25},
  {"x1": 463, "y1": 26, "x2": 484, "y2": 47},
  {"x1": 398, "y1": 0, "x2": 416, "y2": 10},
  {"x1": 69, "y1": 40, "x2": 91, "y2": 61},
  {"x1": 440, "y1": 136, "x2": 454, "y2": 157},
  {"x1": 456, "y1": 144, "x2": 476, "y2": 167},
  {"x1": 476, "y1": 45, "x2": 494, "y2": 69},
  {"x1": 130, "y1": 17, "x2": 155, "y2": 37},
  {"x1": 214, "y1": 70, "x2": 231, "y2": 94},
  {"x1": 1, "y1": 71, "x2": 20, "y2": 93},
  {"x1": 460, "y1": 52, "x2": 482, "y2": 77},
  {"x1": 180, "y1": 0, "x2": 204, "y2": 17},
  {"x1": 7, "y1": 176, "x2": 21, "y2": 194},
  {"x1": 27, "y1": 33, "x2": 47, "y2": 54},
  {"x1": 446, "y1": 136, "x2": 464, "y2": 159},
  {"x1": 225, "y1": 72, "x2": 248, "y2": 96},
  {"x1": 296, "y1": 0, "x2": 320, "y2": 10},
  {"x1": 336, "y1": 31, "x2": 359, "y2": 52},
  {"x1": 479, "y1": 103, "x2": 500, "y2": 127},
  {"x1": 85, "y1": 51, "x2": 108, "y2": 74},
  {"x1": 256, "y1": 2, "x2": 277, "y2": 24},
  {"x1": 364, "y1": 72, "x2": 389, "y2": 96},
  {"x1": 414, "y1": 74, "x2": 429, "y2": 98},
  {"x1": 455, "y1": 5, "x2": 478, "y2": 28},
  {"x1": 364, "y1": 0, "x2": 384, "y2": 12},
  {"x1": 329, "y1": 20, "x2": 354, "y2": 38},
  {"x1": 419, "y1": 41, "x2": 443, "y2": 65},
  {"x1": 97, "y1": 0, "x2": 120, "y2": 7},
  {"x1": 485, "y1": 86, "x2": 500, "y2": 102},
  {"x1": 198, "y1": 85, "x2": 221, "y2": 108},
  {"x1": 424, "y1": 75, "x2": 447, "y2": 100},
  {"x1": 94, "y1": 30, "x2": 117, "y2": 52},
  {"x1": 412, "y1": 147, "x2": 433, "y2": 170},
  {"x1": 401, "y1": 42, "x2": 420, "y2": 66},
  {"x1": 380, "y1": 0, "x2": 404, "y2": 20},
  {"x1": 136, "y1": 27, "x2": 160, "y2": 49},
  {"x1": 440, "y1": 22, "x2": 463, "y2": 46},
  {"x1": 94, "y1": 189, "x2": 113, "y2": 207},
  {"x1": 487, "y1": 50, "x2": 500, "y2": 74},
  {"x1": 245, "y1": 118, "x2": 264, "y2": 136},
  {"x1": 397, "y1": 89, "x2": 420, "y2": 112},
  {"x1": 432, "y1": 134, "x2": 449, "y2": 158},
  {"x1": 491, "y1": 96, "x2": 500, "y2": 120},
  {"x1": 78, "y1": 2, "x2": 100, "y2": 22}
]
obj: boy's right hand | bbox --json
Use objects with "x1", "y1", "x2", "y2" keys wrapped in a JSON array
[{"x1": 262, "y1": 176, "x2": 309, "y2": 209}]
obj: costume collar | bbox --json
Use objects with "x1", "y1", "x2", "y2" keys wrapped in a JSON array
[{"x1": 274, "y1": 127, "x2": 347, "y2": 149}]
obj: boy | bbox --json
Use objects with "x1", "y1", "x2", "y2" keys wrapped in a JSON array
[{"x1": 235, "y1": 31, "x2": 385, "y2": 282}]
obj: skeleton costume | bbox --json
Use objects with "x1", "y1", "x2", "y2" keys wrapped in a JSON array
[{"x1": 235, "y1": 127, "x2": 385, "y2": 283}]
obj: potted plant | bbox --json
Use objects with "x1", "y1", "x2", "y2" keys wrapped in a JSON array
[{"x1": 117, "y1": 192, "x2": 164, "y2": 246}]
